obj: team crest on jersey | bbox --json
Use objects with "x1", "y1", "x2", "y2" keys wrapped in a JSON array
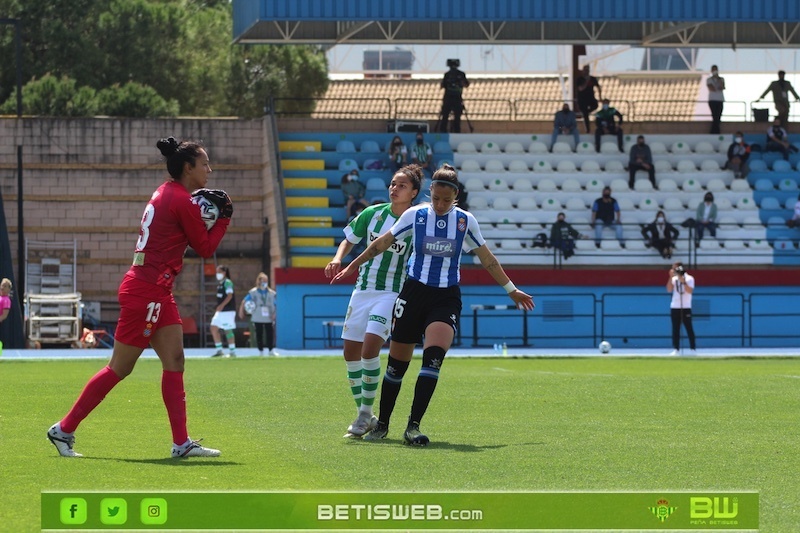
[
  {"x1": 143, "y1": 322, "x2": 153, "y2": 337},
  {"x1": 436, "y1": 219, "x2": 446, "y2": 229},
  {"x1": 458, "y1": 217, "x2": 466, "y2": 232}
]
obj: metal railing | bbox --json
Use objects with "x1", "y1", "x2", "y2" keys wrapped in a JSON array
[{"x1": 273, "y1": 96, "x2": 785, "y2": 122}]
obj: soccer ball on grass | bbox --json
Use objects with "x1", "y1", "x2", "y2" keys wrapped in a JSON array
[{"x1": 598, "y1": 340, "x2": 611, "y2": 354}]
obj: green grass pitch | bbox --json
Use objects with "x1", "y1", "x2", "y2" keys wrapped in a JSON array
[{"x1": 3, "y1": 356, "x2": 799, "y2": 531}]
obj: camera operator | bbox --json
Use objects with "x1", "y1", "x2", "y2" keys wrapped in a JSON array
[
  {"x1": 438, "y1": 59, "x2": 469, "y2": 133},
  {"x1": 666, "y1": 262, "x2": 697, "y2": 356}
]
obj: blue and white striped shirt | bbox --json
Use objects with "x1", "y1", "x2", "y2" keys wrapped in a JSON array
[{"x1": 391, "y1": 204, "x2": 485, "y2": 288}]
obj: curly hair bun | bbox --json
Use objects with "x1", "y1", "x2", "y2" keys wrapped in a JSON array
[{"x1": 156, "y1": 136, "x2": 180, "y2": 157}]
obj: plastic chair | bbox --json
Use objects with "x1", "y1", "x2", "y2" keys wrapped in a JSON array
[
  {"x1": 528, "y1": 141, "x2": 548, "y2": 154},
  {"x1": 505, "y1": 142, "x2": 525, "y2": 154},
  {"x1": 469, "y1": 196, "x2": 489, "y2": 210},
  {"x1": 493, "y1": 197, "x2": 514, "y2": 210},
  {"x1": 748, "y1": 159, "x2": 768, "y2": 172},
  {"x1": 456, "y1": 141, "x2": 477, "y2": 154},
  {"x1": 663, "y1": 197, "x2": 685, "y2": 211},
  {"x1": 677, "y1": 160, "x2": 697, "y2": 173},
  {"x1": 366, "y1": 177, "x2": 387, "y2": 191},
  {"x1": 533, "y1": 160, "x2": 554, "y2": 173},
  {"x1": 576, "y1": 142, "x2": 596, "y2": 154},
  {"x1": 657, "y1": 178, "x2": 679, "y2": 192},
  {"x1": 485, "y1": 160, "x2": 506, "y2": 173},
  {"x1": 609, "y1": 178, "x2": 630, "y2": 192},
  {"x1": 517, "y1": 197, "x2": 538, "y2": 211},
  {"x1": 362, "y1": 158, "x2": 384, "y2": 171},
  {"x1": 182, "y1": 317, "x2": 200, "y2": 348},
  {"x1": 552, "y1": 141, "x2": 573, "y2": 154},
  {"x1": 512, "y1": 178, "x2": 534, "y2": 192},
  {"x1": 585, "y1": 178, "x2": 605, "y2": 192},
  {"x1": 536, "y1": 178, "x2": 558, "y2": 192},
  {"x1": 360, "y1": 140, "x2": 381, "y2": 153},
  {"x1": 654, "y1": 160, "x2": 674, "y2": 173},
  {"x1": 604, "y1": 160, "x2": 625, "y2": 173},
  {"x1": 730, "y1": 179, "x2": 752, "y2": 192},
  {"x1": 338, "y1": 159, "x2": 359, "y2": 173},
  {"x1": 488, "y1": 178, "x2": 510, "y2": 192},
  {"x1": 509, "y1": 160, "x2": 530, "y2": 173},
  {"x1": 760, "y1": 197, "x2": 782, "y2": 210},
  {"x1": 561, "y1": 178, "x2": 582, "y2": 192},
  {"x1": 737, "y1": 197, "x2": 757, "y2": 210},
  {"x1": 638, "y1": 197, "x2": 659, "y2": 210},
  {"x1": 701, "y1": 159, "x2": 721, "y2": 172},
  {"x1": 464, "y1": 178, "x2": 486, "y2": 192},
  {"x1": 633, "y1": 179, "x2": 654, "y2": 192},
  {"x1": 682, "y1": 178, "x2": 702, "y2": 192},
  {"x1": 556, "y1": 160, "x2": 577, "y2": 173},
  {"x1": 460, "y1": 159, "x2": 482, "y2": 172},
  {"x1": 779, "y1": 178, "x2": 799, "y2": 192},
  {"x1": 773, "y1": 159, "x2": 792, "y2": 172},
  {"x1": 540, "y1": 198, "x2": 562, "y2": 211},
  {"x1": 650, "y1": 141, "x2": 668, "y2": 154},
  {"x1": 695, "y1": 141, "x2": 716, "y2": 154},
  {"x1": 336, "y1": 140, "x2": 356, "y2": 153},
  {"x1": 754, "y1": 178, "x2": 774, "y2": 192},
  {"x1": 600, "y1": 142, "x2": 621, "y2": 154},
  {"x1": 670, "y1": 141, "x2": 691, "y2": 154},
  {"x1": 581, "y1": 160, "x2": 601, "y2": 173},
  {"x1": 565, "y1": 197, "x2": 586, "y2": 210},
  {"x1": 481, "y1": 141, "x2": 501, "y2": 154},
  {"x1": 433, "y1": 141, "x2": 451, "y2": 153},
  {"x1": 705, "y1": 178, "x2": 727, "y2": 192}
]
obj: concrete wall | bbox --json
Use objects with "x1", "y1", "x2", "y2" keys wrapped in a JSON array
[{"x1": 0, "y1": 117, "x2": 278, "y2": 327}]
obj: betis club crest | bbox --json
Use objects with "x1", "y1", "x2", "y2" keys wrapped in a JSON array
[{"x1": 649, "y1": 499, "x2": 677, "y2": 523}]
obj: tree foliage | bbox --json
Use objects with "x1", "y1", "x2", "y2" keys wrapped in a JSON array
[{"x1": 0, "y1": 0, "x2": 328, "y2": 117}]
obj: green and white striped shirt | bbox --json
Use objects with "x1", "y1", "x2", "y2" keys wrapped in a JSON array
[{"x1": 344, "y1": 203, "x2": 411, "y2": 293}]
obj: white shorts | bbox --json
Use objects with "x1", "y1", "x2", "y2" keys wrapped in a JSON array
[
  {"x1": 341, "y1": 290, "x2": 398, "y2": 342},
  {"x1": 210, "y1": 310, "x2": 236, "y2": 330}
]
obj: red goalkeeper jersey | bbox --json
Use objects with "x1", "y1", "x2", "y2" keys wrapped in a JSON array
[{"x1": 126, "y1": 180, "x2": 228, "y2": 290}]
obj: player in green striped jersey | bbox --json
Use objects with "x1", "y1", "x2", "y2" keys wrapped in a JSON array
[{"x1": 324, "y1": 164, "x2": 422, "y2": 438}]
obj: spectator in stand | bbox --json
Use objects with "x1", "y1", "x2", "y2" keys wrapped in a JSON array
[
  {"x1": 341, "y1": 169, "x2": 369, "y2": 218},
  {"x1": 590, "y1": 186, "x2": 625, "y2": 248},
  {"x1": 628, "y1": 135, "x2": 656, "y2": 189},
  {"x1": 549, "y1": 212, "x2": 587, "y2": 260},
  {"x1": 550, "y1": 103, "x2": 580, "y2": 150},
  {"x1": 694, "y1": 192, "x2": 718, "y2": 246},
  {"x1": 757, "y1": 70, "x2": 800, "y2": 127},
  {"x1": 409, "y1": 132, "x2": 434, "y2": 179},
  {"x1": 725, "y1": 131, "x2": 751, "y2": 179},
  {"x1": 576, "y1": 65, "x2": 602, "y2": 133},
  {"x1": 641, "y1": 210, "x2": 679, "y2": 259},
  {"x1": 787, "y1": 192, "x2": 800, "y2": 228},
  {"x1": 765, "y1": 118, "x2": 799, "y2": 160},
  {"x1": 0, "y1": 278, "x2": 11, "y2": 325},
  {"x1": 388, "y1": 135, "x2": 407, "y2": 171},
  {"x1": 706, "y1": 65, "x2": 725, "y2": 134},
  {"x1": 594, "y1": 99, "x2": 624, "y2": 153}
]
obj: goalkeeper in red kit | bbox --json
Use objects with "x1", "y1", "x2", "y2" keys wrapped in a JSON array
[{"x1": 47, "y1": 136, "x2": 233, "y2": 458}]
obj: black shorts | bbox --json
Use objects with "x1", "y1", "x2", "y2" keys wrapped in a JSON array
[{"x1": 391, "y1": 279, "x2": 462, "y2": 344}]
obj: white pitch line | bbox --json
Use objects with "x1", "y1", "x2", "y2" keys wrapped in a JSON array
[{"x1": 533, "y1": 371, "x2": 615, "y2": 377}]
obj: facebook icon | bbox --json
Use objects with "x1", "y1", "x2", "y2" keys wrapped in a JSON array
[{"x1": 60, "y1": 498, "x2": 87, "y2": 524}]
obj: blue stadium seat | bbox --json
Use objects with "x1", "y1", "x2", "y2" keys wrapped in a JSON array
[
  {"x1": 433, "y1": 141, "x2": 452, "y2": 153},
  {"x1": 338, "y1": 159, "x2": 359, "y2": 173},
  {"x1": 773, "y1": 159, "x2": 792, "y2": 173},
  {"x1": 362, "y1": 158, "x2": 384, "y2": 171},
  {"x1": 360, "y1": 140, "x2": 380, "y2": 153},
  {"x1": 754, "y1": 178, "x2": 774, "y2": 192},
  {"x1": 336, "y1": 140, "x2": 356, "y2": 153},
  {"x1": 748, "y1": 159, "x2": 767, "y2": 172}
]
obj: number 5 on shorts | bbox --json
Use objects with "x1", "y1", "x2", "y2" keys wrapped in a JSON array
[{"x1": 394, "y1": 298, "x2": 406, "y2": 319}]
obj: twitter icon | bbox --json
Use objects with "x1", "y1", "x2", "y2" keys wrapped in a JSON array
[{"x1": 100, "y1": 498, "x2": 127, "y2": 525}]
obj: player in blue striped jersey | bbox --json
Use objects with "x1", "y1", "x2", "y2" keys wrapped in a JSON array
[
  {"x1": 332, "y1": 164, "x2": 534, "y2": 446},
  {"x1": 325, "y1": 165, "x2": 422, "y2": 438}
]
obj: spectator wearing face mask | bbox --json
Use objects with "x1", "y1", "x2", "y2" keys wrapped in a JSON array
[
  {"x1": 550, "y1": 212, "x2": 588, "y2": 260},
  {"x1": 238, "y1": 272, "x2": 277, "y2": 356},
  {"x1": 409, "y1": 132, "x2": 433, "y2": 178},
  {"x1": 590, "y1": 186, "x2": 625, "y2": 248},
  {"x1": 594, "y1": 98, "x2": 624, "y2": 153},
  {"x1": 388, "y1": 135, "x2": 407, "y2": 171},
  {"x1": 695, "y1": 192, "x2": 718, "y2": 246},
  {"x1": 628, "y1": 135, "x2": 655, "y2": 189},
  {"x1": 550, "y1": 103, "x2": 580, "y2": 150},
  {"x1": 641, "y1": 210, "x2": 679, "y2": 259},
  {"x1": 341, "y1": 169, "x2": 369, "y2": 218},
  {"x1": 725, "y1": 131, "x2": 751, "y2": 179},
  {"x1": 706, "y1": 65, "x2": 725, "y2": 134},
  {"x1": 765, "y1": 118, "x2": 799, "y2": 161}
]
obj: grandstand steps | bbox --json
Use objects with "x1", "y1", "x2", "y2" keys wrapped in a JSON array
[
  {"x1": 279, "y1": 140, "x2": 321, "y2": 152},
  {"x1": 291, "y1": 246, "x2": 339, "y2": 256},
  {"x1": 288, "y1": 216, "x2": 333, "y2": 228},
  {"x1": 288, "y1": 207, "x2": 347, "y2": 225},
  {"x1": 289, "y1": 227, "x2": 343, "y2": 238},
  {"x1": 284, "y1": 177, "x2": 328, "y2": 189},
  {"x1": 286, "y1": 196, "x2": 329, "y2": 208},
  {"x1": 282, "y1": 159, "x2": 324, "y2": 170},
  {"x1": 290, "y1": 237, "x2": 335, "y2": 248}
]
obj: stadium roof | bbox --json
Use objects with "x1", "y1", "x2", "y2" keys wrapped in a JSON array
[{"x1": 233, "y1": 0, "x2": 800, "y2": 48}]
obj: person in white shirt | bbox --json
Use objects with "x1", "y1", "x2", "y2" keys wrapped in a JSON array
[
  {"x1": 331, "y1": 164, "x2": 534, "y2": 446},
  {"x1": 666, "y1": 262, "x2": 696, "y2": 355},
  {"x1": 706, "y1": 65, "x2": 725, "y2": 134}
]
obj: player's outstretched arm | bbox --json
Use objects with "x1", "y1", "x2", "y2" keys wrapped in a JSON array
[
  {"x1": 325, "y1": 239, "x2": 355, "y2": 279},
  {"x1": 331, "y1": 232, "x2": 395, "y2": 284},
  {"x1": 474, "y1": 244, "x2": 535, "y2": 311}
]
